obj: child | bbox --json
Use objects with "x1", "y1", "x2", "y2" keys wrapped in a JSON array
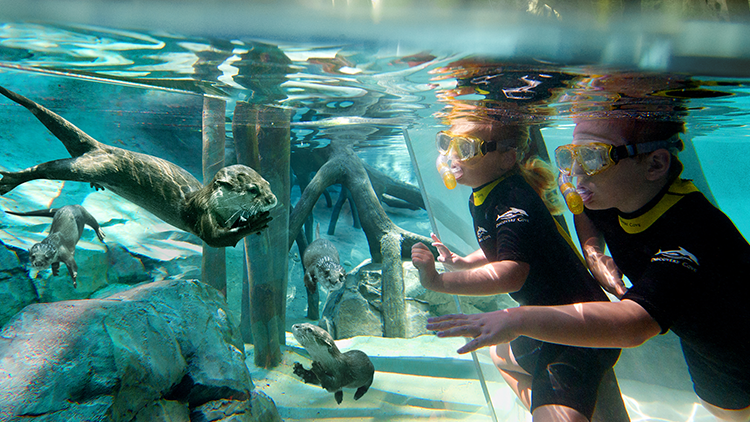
[
  {"x1": 412, "y1": 117, "x2": 627, "y2": 421},
  {"x1": 427, "y1": 117, "x2": 750, "y2": 421}
]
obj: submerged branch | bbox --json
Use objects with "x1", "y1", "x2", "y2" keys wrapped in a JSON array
[{"x1": 289, "y1": 139, "x2": 433, "y2": 262}]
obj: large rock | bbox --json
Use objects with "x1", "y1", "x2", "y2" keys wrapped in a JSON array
[
  {"x1": 0, "y1": 240, "x2": 208, "y2": 330},
  {"x1": 0, "y1": 279, "x2": 280, "y2": 422},
  {"x1": 0, "y1": 269, "x2": 37, "y2": 328}
]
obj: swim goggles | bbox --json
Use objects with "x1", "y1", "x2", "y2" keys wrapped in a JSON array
[
  {"x1": 436, "y1": 131, "x2": 498, "y2": 162},
  {"x1": 555, "y1": 137, "x2": 678, "y2": 176}
]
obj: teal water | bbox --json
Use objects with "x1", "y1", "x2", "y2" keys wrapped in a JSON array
[{"x1": 1, "y1": 3, "x2": 750, "y2": 421}]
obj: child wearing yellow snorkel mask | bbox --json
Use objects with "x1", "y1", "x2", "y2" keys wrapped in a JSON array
[
  {"x1": 411, "y1": 117, "x2": 629, "y2": 422},
  {"x1": 428, "y1": 116, "x2": 750, "y2": 422}
]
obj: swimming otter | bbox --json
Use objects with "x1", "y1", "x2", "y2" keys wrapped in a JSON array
[
  {"x1": 292, "y1": 323, "x2": 375, "y2": 404},
  {"x1": 303, "y1": 228, "x2": 346, "y2": 292},
  {"x1": 6, "y1": 205, "x2": 105, "y2": 288},
  {"x1": 0, "y1": 85, "x2": 277, "y2": 248}
]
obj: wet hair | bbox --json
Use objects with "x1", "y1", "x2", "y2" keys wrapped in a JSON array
[
  {"x1": 627, "y1": 118, "x2": 686, "y2": 182},
  {"x1": 485, "y1": 120, "x2": 565, "y2": 216}
]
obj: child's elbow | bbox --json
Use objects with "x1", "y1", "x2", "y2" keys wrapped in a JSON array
[
  {"x1": 622, "y1": 331, "x2": 652, "y2": 348},
  {"x1": 620, "y1": 316, "x2": 661, "y2": 348}
]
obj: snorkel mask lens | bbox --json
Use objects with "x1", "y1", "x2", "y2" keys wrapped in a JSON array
[
  {"x1": 436, "y1": 132, "x2": 454, "y2": 155},
  {"x1": 554, "y1": 146, "x2": 576, "y2": 175},
  {"x1": 554, "y1": 143, "x2": 615, "y2": 176},
  {"x1": 575, "y1": 143, "x2": 612, "y2": 175},
  {"x1": 556, "y1": 136, "x2": 680, "y2": 177},
  {"x1": 436, "y1": 131, "x2": 485, "y2": 162}
]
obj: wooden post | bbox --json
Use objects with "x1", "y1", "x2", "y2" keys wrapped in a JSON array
[
  {"x1": 233, "y1": 101, "x2": 291, "y2": 368},
  {"x1": 233, "y1": 102, "x2": 260, "y2": 346},
  {"x1": 201, "y1": 95, "x2": 227, "y2": 295},
  {"x1": 381, "y1": 232, "x2": 406, "y2": 338}
]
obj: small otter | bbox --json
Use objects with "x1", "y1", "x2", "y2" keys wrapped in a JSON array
[
  {"x1": 6, "y1": 205, "x2": 105, "y2": 288},
  {"x1": 291, "y1": 323, "x2": 374, "y2": 404},
  {"x1": 0, "y1": 85, "x2": 277, "y2": 248},
  {"x1": 303, "y1": 228, "x2": 346, "y2": 292}
]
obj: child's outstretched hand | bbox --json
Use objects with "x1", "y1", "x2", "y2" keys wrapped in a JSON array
[
  {"x1": 411, "y1": 241, "x2": 436, "y2": 272},
  {"x1": 411, "y1": 241, "x2": 439, "y2": 289},
  {"x1": 426, "y1": 310, "x2": 520, "y2": 355},
  {"x1": 430, "y1": 233, "x2": 458, "y2": 269}
]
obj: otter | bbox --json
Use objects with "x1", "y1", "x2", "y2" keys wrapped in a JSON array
[
  {"x1": 6, "y1": 205, "x2": 105, "y2": 288},
  {"x1": 291, "y1": 323, "x2": 375, "y2": 404},
  {"x1": 0, "y1": 85, "x2": 277, "y2": 248},
  {"x1": 303, "y1": 226, "x2": 346, "y2": 292}
]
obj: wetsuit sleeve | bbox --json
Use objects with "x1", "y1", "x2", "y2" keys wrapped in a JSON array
[
  {"x1": 492, "y1": 203, "x2": 534, "y2": 264},
  {"x1": 622, "y1": 248, "x2": 701, "y2": 334}
]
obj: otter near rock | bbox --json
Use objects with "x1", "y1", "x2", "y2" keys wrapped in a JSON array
[
  {"x1": 291, "y1": 323, "x2": 375, "y2": 404},
  {"x1": 0, "y1": 85, "x2": 277, "y2": 248},
  {"x1": 6, "y1": 205, "x2": 105, "y2": 288}
]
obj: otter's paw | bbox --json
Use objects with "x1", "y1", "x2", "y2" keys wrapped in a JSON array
[
  {"x1": 90, "y1": 183, "x2": 105, "y2": 191},
  {"x1": 246, "y1": 211, "x2": 272, "y2": 234},
  {"x1": 293, "y1": 362, "x2": 319, "y2": 385},
  {"x1": 354, "y1": 385, "x2": 370, "y2": 400}
]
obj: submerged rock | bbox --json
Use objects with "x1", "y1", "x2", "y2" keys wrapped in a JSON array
[
  {"x1": 319, "y1": 260, "x2": 516, "y2": 340},
  {"x1": 0, "y1": 279, "x2": 280, "y2": 422},
  {"x1": 0, "y1": 267, "x2": 37, "y2": 328}
]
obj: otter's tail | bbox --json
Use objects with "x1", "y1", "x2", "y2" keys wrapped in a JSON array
[
  {"x1": 4, "y1": 208, "x2": 58, "y2": 218},
  {"x1": 0, "y1": 85, "x2": 100, "y2": 158}
]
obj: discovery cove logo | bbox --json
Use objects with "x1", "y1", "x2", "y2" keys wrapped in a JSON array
[
  {"x1": 651, "y1": 247, "x2": 700, "y2": 272},
  {"x1": 496, "y1": 207, "x2": 529, "y2": 227},
  {"x1": 476, "y1": 226, "x2": 490, "y2": 242}
]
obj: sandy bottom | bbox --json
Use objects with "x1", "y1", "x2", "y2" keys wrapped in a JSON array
[{"x1": 246, "y1": 333, "x2": 715, "y2": 422}]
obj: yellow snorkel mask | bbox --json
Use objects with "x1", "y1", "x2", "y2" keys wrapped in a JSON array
[
  {"x1": 436, "y1": 131, "x2": 499, "y2": 162},
  {"x1": 554, "y1": 135, "x2": 681, "y2": 213},
  {"x1": 554, "y1": 135, "x2": 680, "y2": 177},
  {"x1": 435, "y1": 131, "x2": 500, "y2": 190}
]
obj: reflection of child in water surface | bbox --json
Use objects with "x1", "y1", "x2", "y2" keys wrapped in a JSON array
[
  {"x1": 411, "y1": 118, "x2": 627, "y2": 421},
  {"x1": 428, "y1": 117, "x2": 750, "y2": 421}
]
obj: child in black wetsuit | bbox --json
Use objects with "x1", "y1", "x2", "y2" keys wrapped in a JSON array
[
  {"x1": 411, "y1": 117, "x2": 627, "y2": 422},
  {"x1": 428, "y1": 116, "x2": 750, "y2": 422}
]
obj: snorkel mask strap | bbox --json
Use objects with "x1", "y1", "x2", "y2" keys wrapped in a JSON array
[
  {"x1": 481, "y1": 141, "x2": 498, "y2": 155},
  {"x1": 611, "y1": 134, "x2": 681, "y2": 163}
]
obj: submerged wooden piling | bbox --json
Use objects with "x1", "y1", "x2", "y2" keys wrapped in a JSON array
[
  {"x1": 201, "y1": 95, "x2": 227, "y2": 295},
  {"x1": 381, "y1": 232, "x2": 406, "y2": 338},
  {"x1": 234, "y1": 101, "x2": 291, "y2": 368}
]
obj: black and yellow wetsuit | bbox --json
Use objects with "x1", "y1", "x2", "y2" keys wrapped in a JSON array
[
  {"x1": 470, "y1": 172, "x2": 620, "y2": 418},
  {"x1": 585, "y1": 178, "x2": 750, "y2": 410}
]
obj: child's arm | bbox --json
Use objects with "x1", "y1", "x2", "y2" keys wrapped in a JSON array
[
  {"x1": 411, "y1": 241, "x2": 529, "y2": 295},
  {"x1": 430, "y1": 233, "x2": 487, "y2": 270},
  {"x1": 575, "y1": 212, "x2": 628, "y2": 298}
]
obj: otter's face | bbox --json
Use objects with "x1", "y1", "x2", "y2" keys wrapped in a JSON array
[
  {"x1": 292, "y1": 323, "x2": 342, "y2": 365},
  {"x1": 208, "y1": 165, "x2": 278, "y2": 229},
  {"x1": 292, "y1": 323, "x2": 335, "y2": 350},
  {"x1": 29, "y1": 243, "x2": 55, "y2": 269},
  {"x1": 310, "y1": 261, "x2": 346, "y2": 291}
]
